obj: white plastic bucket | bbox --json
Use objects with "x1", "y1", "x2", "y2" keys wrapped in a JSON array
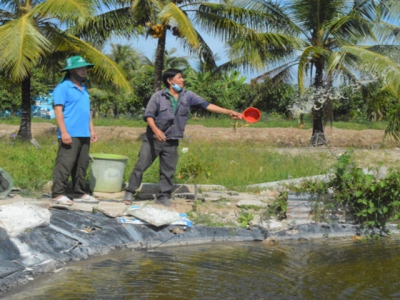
[{"x1": 89, "y1": 153, "x2": 128, "y2": 193}]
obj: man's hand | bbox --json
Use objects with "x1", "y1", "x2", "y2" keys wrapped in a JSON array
[
  {"x1": 147, "y1": 117, "x2": 166, "y2": 142},
  {"x1": 61, "y1": 132, "x2": 72, "y2": 145},
  {"x1": 91, "y1": 131, "x2": 98, "y2": 143},
  {"x1": 229, "y1": 111, "x2": 243, "y2": 120},
  {"x1": 153, "y1": 129, "x2": 167, "y2": 142}
]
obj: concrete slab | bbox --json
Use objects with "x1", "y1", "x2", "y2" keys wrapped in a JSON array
[
  {"x1": 67, "y1": 202, "x2": 97, "y2": 213},
  {"x1": 126, "y1": 206, "x2": 182, "y2": 227},
  {"x1": 97, "y1": 201, "x2": 128, "y2": 218}
]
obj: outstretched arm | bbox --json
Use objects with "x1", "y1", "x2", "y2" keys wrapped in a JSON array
[{"x1": 206, "y1": 104, "x2": 242, "y2": 120}]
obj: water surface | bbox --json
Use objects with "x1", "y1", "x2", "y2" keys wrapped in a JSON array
[{"x1": 5, "y1": 237, "x2": 400, "y2": 299}]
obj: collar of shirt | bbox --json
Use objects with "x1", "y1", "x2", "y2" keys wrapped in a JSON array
[
  {"x1": 65, "y1": 79, "x2": 86, "y2": 92},
  {"x1": 164, "y1": 88, "x2": 180, "y2": 113}
]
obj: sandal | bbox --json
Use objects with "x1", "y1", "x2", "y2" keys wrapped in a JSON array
[
  {"x1": 51, "y1": 196, "x2": 74, "y2": 206},
  {"x1": 74, "y1": 194, "x2": 99, "y2": 203}
]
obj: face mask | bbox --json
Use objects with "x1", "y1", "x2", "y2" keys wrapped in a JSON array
[{"x1": 172, "y1": 83, "x2": 182, "y2": 92}]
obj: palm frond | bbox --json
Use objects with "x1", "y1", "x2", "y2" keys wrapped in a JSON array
[
  {"x1": 197, "y1": 1, "x2": 289, "y2": 32},
  {"x1": 342, "y1": 45, "x2": 400, "y2": 97},
  {"x1": 366, "y1": 45, "x2": 400, "y2": 63},
  {"x1": 226, "y1": 28, "x2": 303, "y2": 70},
  {"x1": 234, "y1": 0, "x2": 301, "y2": 34},
  {"x1": 65, "y1": 34, "x2": 131, "y2": 92},
  {"x1": 194, "y1": 9, "x2": 251, "y2": 41},
  {"x1": 40, "y1": 25, "x2": 81, "y2": 55},
  {"x1": 159, "y1": 3, "x2": 199, "y2": 49},
  {"x1": 375, "y1": 0, "x2": 400, "y2": 22},
  {"x1": 373, "y1": 21, "x2": 400, "y2": 43},
  {"x1": 68, "y1": 7, "x2": 144, "y2": 43},
  {"x1": 0, "y1": 16, "x2": 51, "y2": 81},
  {"x1": 327, "y1": 15, "x2": 376, "y2": 42},
  {"x1": 30, "y1": 0, "x2": 95, "y2": 26},
  {"x1": 289, "y1": 0, "x2": 348, "y2": 32},
  {"x1": 129, "y1": 0, "x2": 162, "y2": 23},
  {"x1": 326, "y1": 51, "x2": 346, "y2": 74},
  {"x1": 251, "y1": 59, "x2": 299, "y2": 83},
  {"x1": 297, "y1": 46, "x2": 330, "y2": 92}
]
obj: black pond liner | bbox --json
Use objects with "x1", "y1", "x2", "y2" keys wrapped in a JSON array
[{"x1": 0, "y1": 209, "x2": 396, "y2": 294}]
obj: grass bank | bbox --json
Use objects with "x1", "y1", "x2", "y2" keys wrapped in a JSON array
[{"x1": 0, "y1": 132, "x2": 333, "y2": 196}]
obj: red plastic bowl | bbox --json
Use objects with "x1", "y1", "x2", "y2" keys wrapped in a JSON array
[{"x1": 242, "y1": 107, "x2": 261, "y2": 123}]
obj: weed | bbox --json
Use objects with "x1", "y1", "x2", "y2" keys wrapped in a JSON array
[
  {"x1": 264, "y1": 191, "x2": 288, "y2": 221},
  {"x1": 237, "y1": 210, "x2": 254, "y2": 228}
]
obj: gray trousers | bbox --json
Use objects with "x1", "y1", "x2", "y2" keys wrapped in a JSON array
[
  {"x1": 127, "y1": 137, "x2": 179, "y2": 198},
  {"x1": 52, "y1": 137, "x2": 90, "y2": 198}
]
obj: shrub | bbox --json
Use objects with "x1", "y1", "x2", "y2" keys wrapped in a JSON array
[{"x1": 326, "y1": 150, "x2": 400, "y2": 229}]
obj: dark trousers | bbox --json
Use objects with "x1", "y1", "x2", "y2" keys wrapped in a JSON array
[
  {"x1": 52, "y1": 137, "x2": 90, "y2": 198},
  {"x1": 127, "y1": 137, "x2": 179, "y2": 198}
]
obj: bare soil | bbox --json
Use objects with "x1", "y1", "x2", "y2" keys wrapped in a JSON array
[{"x1": 1, "y1": 122, "x2": 397, "y2": 148}]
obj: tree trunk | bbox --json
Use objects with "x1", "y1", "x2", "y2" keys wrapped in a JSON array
[
  {"x1": 17, "y1": 76, "x2": 32, "y2": 141},
  {"x1": 152, "y1": 33, "x2": 166, "y2": 92},
  {"x1": 311, "y1": 106, "x2": 325, "y2": 146},
  {"x1": 310, "y1": 60, "x2": 326, "y2": 146}
]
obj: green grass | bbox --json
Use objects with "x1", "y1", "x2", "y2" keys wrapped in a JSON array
[
  {"x1": 175, "y1": 138, "x2": 333, "y2": 190},
  {"x1": 329, "y1": 120, "x2": 388, "y2": 130},
  {"x1": 0, "y1": 131, "x2": 333, "y2": 195}
]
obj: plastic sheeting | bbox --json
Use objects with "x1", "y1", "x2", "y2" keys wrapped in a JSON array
[{"x1": 0, "y1": 202, "x2": 51, "y2": 237}]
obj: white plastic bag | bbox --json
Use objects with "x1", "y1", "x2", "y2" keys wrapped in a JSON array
[{"x1": 0, "y1": 201, "x2": 51, "y2": 237}]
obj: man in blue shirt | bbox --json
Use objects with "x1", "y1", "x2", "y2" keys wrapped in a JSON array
[
  {"x1": 124, "y1": 68, "x2": 242, "y2": 207},
  {"x1": 51, "y1": 56, "x2": 99, "y2": 205}
]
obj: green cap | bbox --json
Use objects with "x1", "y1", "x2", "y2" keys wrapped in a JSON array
[{"x1": 60, "y1": 56, "x2": 94, "y2": 72}]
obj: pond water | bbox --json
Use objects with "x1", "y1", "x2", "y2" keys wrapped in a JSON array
[{"x1": 5, "y1": 236, "x2": 400, "y2": 299}]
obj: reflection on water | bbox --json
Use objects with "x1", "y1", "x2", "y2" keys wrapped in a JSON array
[{"x1": 5, "y1": 237, "x2": 400, "y2": 299}]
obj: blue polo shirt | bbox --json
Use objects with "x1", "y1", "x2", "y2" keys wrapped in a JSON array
[{"x1": 53, "y1": 79, "x2": 91, "y2": 138}]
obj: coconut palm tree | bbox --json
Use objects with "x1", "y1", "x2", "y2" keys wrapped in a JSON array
[
  {"x1": 75, "y1": 0, "x2": 298, "y2": 93},
  {"x1": 0, "y1": 0, "x2": 130, "y2": 140},
  {"x1": 108, "y1": 43, "x2": 147, "y2": 78},
  {"x1": 225, "y1": 0, "x2": 400, "y2": 144},
  {"x1": 140, "y1": 47, "x2": 190, "y2": 73}
]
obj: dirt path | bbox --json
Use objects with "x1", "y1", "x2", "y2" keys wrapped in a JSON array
[{"x1": 1, "y1": 122, "x2": 397, "y2": 148}]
